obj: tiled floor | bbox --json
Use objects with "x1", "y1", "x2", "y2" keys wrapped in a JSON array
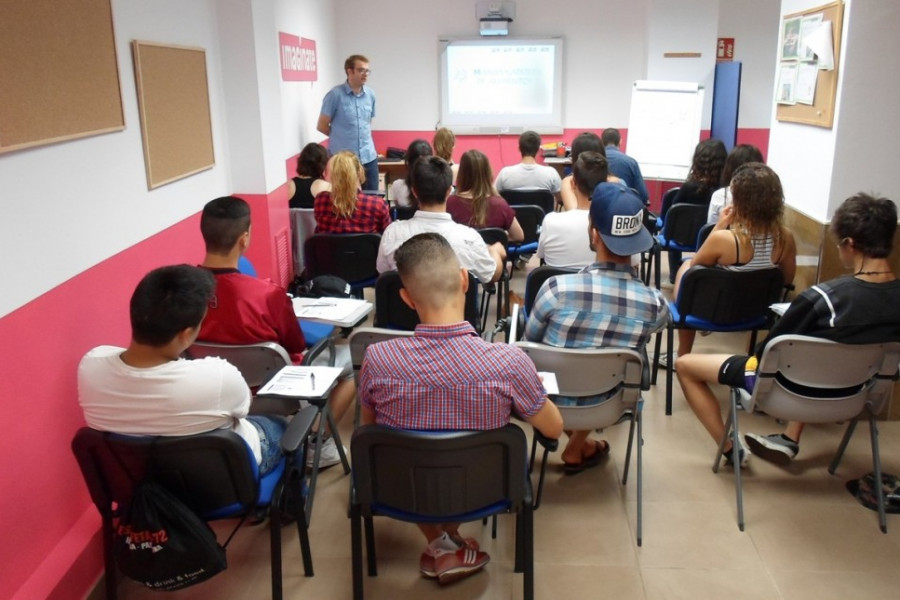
[{"x1": 110, "y1": 259, "x2": 900, "y2": 600}]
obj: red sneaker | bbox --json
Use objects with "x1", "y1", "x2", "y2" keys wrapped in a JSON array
[
  {"x1": 434, "y1": 547, "x2": 490, "y2": 584},
  {"x1": 419, "y1": 538, "x2": 480, "y2": 578}
]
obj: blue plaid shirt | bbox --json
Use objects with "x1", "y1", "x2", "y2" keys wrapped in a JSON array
[{"x1": 524, "y1": 262, "x2": 669, "y2": 405}]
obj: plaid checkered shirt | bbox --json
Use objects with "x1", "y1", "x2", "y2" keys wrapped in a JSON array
[
  {"x1": 524, "y1": 262, "x2": 669, "y2": 405},
  {"x1": 359, "y1": 322, "x2": 547, "y2": 430},
  {"x1": 313, "y1": 191, "x2": 391, "y2": 234}
]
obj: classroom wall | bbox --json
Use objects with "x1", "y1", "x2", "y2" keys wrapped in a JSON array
[{"x1": 0, "y1": 1, "x2": 337, "y2": 597}]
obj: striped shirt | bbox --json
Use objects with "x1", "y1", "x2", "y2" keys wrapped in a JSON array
[{"x1": 359, "y1": 322, "x2": 547, "y2": 430}]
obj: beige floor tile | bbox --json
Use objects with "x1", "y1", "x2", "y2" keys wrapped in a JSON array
[
  {"x1": 642, "y1": 567, "x2": 781, "y2": 600},
  {"x1": 769, "y1": 568, "x2": 900, "y2": 600},
  {"x1": 534, "y1": 563, "x2": 645, "y2": 599}
]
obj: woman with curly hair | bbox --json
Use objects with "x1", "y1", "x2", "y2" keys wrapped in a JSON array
[
  {"x1": 288, "y1": 143, "x2": 330, "y2": 209},
  {"x1": 314, "y1": 151, "x2": 390, "y2": 234},
  {"x1": 447, "y1": 149, "x2": 524, "y2": 242},
  {"x1": 671, "y1": 162, "x2": 796, "y2": 357}
]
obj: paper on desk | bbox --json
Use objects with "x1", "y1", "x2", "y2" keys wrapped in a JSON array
[
  {"x1": 257, "y1": 366, "x2": 343, "y2": 397},
  {"x1": 538, "y1": 371, "x2": 559, "y2": 395},
  {"x1": 292, "y1": 297, "x2": 370, "y2": 322}
]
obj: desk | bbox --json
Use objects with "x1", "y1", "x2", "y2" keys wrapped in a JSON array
[
  {"x1": 542, "y1": 156, "x2": 571, "y2": 178},
  {"x1": 377, "y1": 159, "x2": 405, "y2": 196},
  {"x1": 293, "y1": 297, "x2": 373, "y2": 327}
]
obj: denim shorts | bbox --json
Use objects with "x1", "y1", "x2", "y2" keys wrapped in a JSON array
[{"x1": 247, "y1": 415, "x2": 289, "y2": 475}]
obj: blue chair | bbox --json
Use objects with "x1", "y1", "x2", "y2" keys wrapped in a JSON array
[
  {"x1": 349, "y1": 424, "x2": 535, "y2": 600},
  {"x1": 507, "y1": 205, "x2": 544, "y2": 270},
  {"x1": 649, "y1": 202, "x2": 709, "y2": 289},
  {"x1": 651, "y1": 265, "x2": 785, "y2": 415},
  {"x1": 237, "y1": 255, "x2": 258, "y2": 277},
  {"x1": 71, "y1": 405, "x2": 318, "y2": 600}
]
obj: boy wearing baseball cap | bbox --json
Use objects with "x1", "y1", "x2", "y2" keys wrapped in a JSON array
[{"x1": 524, "y1": 183, "x2": 669, "y2": 473}]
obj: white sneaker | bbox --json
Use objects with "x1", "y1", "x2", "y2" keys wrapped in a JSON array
[{"x1": 306, "y1": 436, "x2": 344, "y2": 469}]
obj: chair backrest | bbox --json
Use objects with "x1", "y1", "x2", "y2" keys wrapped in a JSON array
[
  {"x1": 374, "y1": 270, "x2": 481, "y2": 332},
  {"x1": 349, "y1": 325, "x2": 414, "y2": 367},
  {"x1": 290, "y1": 208, "x2": 317, "y2": 276},
  {"x1": 72, "y1": 427, "x2": 259, "y2": 521},
  {"x1": 186, "y1": 341, "x2": 291, "y2": 388},
  {"x1": 304, "y1": 233, "x2": 381, "y2": 285},
  {"x1": 350, "y1": 424, "x2": 529, "y2": 520},
  {"x1": 675, "y1": 266, "x2": 784, "y2": 327},
  {"x1": 749, "y1": 335, "x2": 900, "y2": 423},
  {"x1": 524, "y1": 265, "x2": 575, "y2": 314},
  {"x1": 391, "y1": 205, "x2": 417, "y2": 221},
  {"x1": 659, "y1": 186, "x2": 681, "y2": 217},
  {"x1": 660, "y1": 203, "x2": 708, "y2": 249},
  {"x1": 514, "y1": 341, "x2": 644, "y2": 430},
  {"x1": 500, "y1": 189, "x2": 555, "y2": 214},
  {"x1": 511, "y1": 205, "x2": 545, "y2": 245},
  {"x1": 478, "y1": 227, "x2": 509, "y2": 247},
  {"x1": 237, "y1": 255, "x2": 257, "y2": 277}
]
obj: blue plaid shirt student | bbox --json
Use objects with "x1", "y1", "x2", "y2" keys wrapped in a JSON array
[{"x1": 524, "y1": 261, "x2": 669, "y2": 405}]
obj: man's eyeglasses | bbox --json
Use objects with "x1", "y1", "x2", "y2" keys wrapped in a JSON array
[{"x1": 355, "y1": 68, "x2": 371, "y2": 75}]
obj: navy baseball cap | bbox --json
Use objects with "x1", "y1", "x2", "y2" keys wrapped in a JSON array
[{"x1": 589, "y1": 183, "x2": 654, "y2": 256}]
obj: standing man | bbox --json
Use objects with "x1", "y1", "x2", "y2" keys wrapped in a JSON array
[
  {"x1": 602, "y1": 128, "x2": 649, "y2": 204},
  {"x1": 318, "y1": 54, "x2": 379, "y2": 191}
]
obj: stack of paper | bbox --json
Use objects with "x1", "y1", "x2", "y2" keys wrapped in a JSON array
[
  {"x1": 257, "y1": 366, "x2": 343, "y2": 398},
  {"x1": 292, "y1": 297, "x2": 372, "y2": 326}
]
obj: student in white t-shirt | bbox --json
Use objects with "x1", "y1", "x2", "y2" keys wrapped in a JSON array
[{"x1": 707, "y1": 144, "x2": 764, "y2": 224}]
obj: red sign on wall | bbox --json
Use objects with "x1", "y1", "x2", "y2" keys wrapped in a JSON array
[
  {"x1": 279, "y1": 32, "x2": 317, "y2": 81},
  {"x1": 716, "y1": 37, "x2": 735, "y2": 62}
]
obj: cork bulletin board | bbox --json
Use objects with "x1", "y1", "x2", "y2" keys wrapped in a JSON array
[
  {"x1": 0, "y1": 0, "x2": 125, "y2": 154},
  {"x1": 775, "y1": 1, "x2": 843, "y2": 128},
  {"x1": 132, "y1": 40, "x2": 215, "y2": 189}
]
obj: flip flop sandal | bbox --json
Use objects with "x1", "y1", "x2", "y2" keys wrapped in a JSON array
[{"x1": 562, "y1": 440, "x2": 610, "y2": 475}]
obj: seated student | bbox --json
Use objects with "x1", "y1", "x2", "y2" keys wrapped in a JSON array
[
  {"x1": 314, "y1": 151, "x2": 390, "y2": 233},
  {"x1": 525, "y1": 184, "x2": 668, "y2": 473},
  {"x1": 662, "y1": 138, "x2": 728, "y2": 281},
  {"x1": 198, "y1": 196, "x2": 355, "y2": 467},
  {"x1": 494, "y1": 130, "x2": 562, "y2": 199},
  {"x1": 447, "y1": 149, "x2": 524, "y2": 242},
  {"x1": 558, "y1": 132, "x2": 625, "y2": 210},
  {"x1": 433, "y1": 127, "x2": 459, "y2": 185},
  {"x1": 537, "y1": 151, "x2": 608, "y2": 269},
  {"x1": 288, "y1": 142, "x2": 331, "y2": 209},
  {"x1": 390, "y1": 139, "x2": 433, "y2": 208},
  {"x1": 678, "y1": 194, "x2": 900, "y2": 465},
  {"x1": 706, "y1": 144, "x2": 764, "y2": 225},
  {"x1": 360, "y1": 232, "x2": 563, "y2": 584},
  {"x1": 78, "y1": 265, "x2": 290, "y2": 476},
  {"x1": 669, "y1": 163, "x2": 796, "y2": 361},
  {"x1": 377, "y1": 156, "x2": 506, "y2": 283},
  {"x1": 601, "y1": 128, "x2": 649, "y2": 204}
]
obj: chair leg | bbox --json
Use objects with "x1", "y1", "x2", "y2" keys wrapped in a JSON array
[
  {"x1": 513, "y1": 512, "x2": 523, "y2": 573},
  {"x1": 532, "y1": 444, "x2": 551, "y2": 510},
  {"x1": 326, "y1": 408, "x2": 351, "y2": 475},
  {"x1": 868, "y1": 413, "x2": 888, "y2": 533},
  {"x1": 665, "y1": 325, "x2": 674, "y2": 416},
  {"x1": 522, "y1": 506, "x2": 534, "y2": 600},
  {"x1": 622, "y1": 412, "x2": 637, "y2": 485},
  {"x1": 653, "y1": 244, "x2": 662, "y2": 290},
  {"x1": 365, "y1": 516, "x2": 377, "y2": 576},
  {"x1": 829, "y1": 419, "x2": 859, "y2": 474},
  {"x1": 270, "y1": 503, "x2": 283, "y2": 600},
  {"x1": 351, "y1": 507, "x2": 364, "y2": 600},
  {"x1": 636, "y1": 410, "x2": 643, "y2": 546},
  {"x1": 102, "y1": 514, "x2": 118, "y2": 600},
  {"x1": 747, "y1": 329, "x2": 758, "y2": 354},
  {"x1": 492, "y1": 514, "x2": 498, "y2": 539},
  {"x1": 729, "y1": 391, "x2": 745, "y2": 531},
  {"x1": 306, "y1": 407, "x2": 351, "y2": 523},
  {"x1": 651, "y1": 330, "x2": 663, "y2": 386}
]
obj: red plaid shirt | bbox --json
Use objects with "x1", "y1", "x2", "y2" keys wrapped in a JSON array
[
  {"x1": 359, "y1": 322, "x2": 547, "y2": 430},
  {"x1": 314, "y1": 191, "x2": 390, "y2": 234}
]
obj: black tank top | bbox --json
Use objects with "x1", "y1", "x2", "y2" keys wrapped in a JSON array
[{"x1": 289, "y1": 177, "x2": 315, "y2": 209}]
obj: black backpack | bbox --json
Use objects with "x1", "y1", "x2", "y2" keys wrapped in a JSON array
[{"x1": 114, "y1": 480, "x2": 227, "y2": 590}]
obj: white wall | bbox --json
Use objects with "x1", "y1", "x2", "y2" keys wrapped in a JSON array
[
  {"x1": 0, "y1": 0, "x2": 232, "y2": 318},
  {"x1": 332, "y1": 0, "x2": 652, "y2": 130},
  {"x1": 829, "y1": 1, "x2": 900, "y2": 216},
  {"x1": 647, "y1": 0, "x2": 719, "y2": 126},
  {"x1": 717, "y1": 0, "x2": 781, "y2": 128}
]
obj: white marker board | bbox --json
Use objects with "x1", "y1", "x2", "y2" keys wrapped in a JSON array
[{"x1": 626, "y1": 81, "x2": 704, "y2": 181}]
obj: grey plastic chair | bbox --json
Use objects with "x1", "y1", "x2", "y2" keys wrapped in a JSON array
[
  {"x1": 290, "y1": 208, "x2": 317, "y2": 278},
  {"x1": 514, "y1": 341, "x2": 646, "y2": 545},
  {"x1": 715, "y1": 335, "x2": 900, "y2": 533}
]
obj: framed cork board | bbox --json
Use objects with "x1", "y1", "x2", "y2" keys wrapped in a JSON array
[
  {"x1": 132, "y1": 40, "x2": 215, "y2": 189},
  {"x1": 775, "y1": 1, "x2": 843, "y2": 128},
  {"x1": 0, "y1": 0, "x2": 125, "y2": 154}
]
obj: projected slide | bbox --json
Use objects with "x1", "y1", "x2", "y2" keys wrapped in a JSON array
[{"x1": 439, "y1": 38, "x2": 563, "y2": 134}]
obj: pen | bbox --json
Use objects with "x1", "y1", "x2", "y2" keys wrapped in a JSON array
[{"x1": 310, "y1": 373, "x2": 316, "y2": 390}]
